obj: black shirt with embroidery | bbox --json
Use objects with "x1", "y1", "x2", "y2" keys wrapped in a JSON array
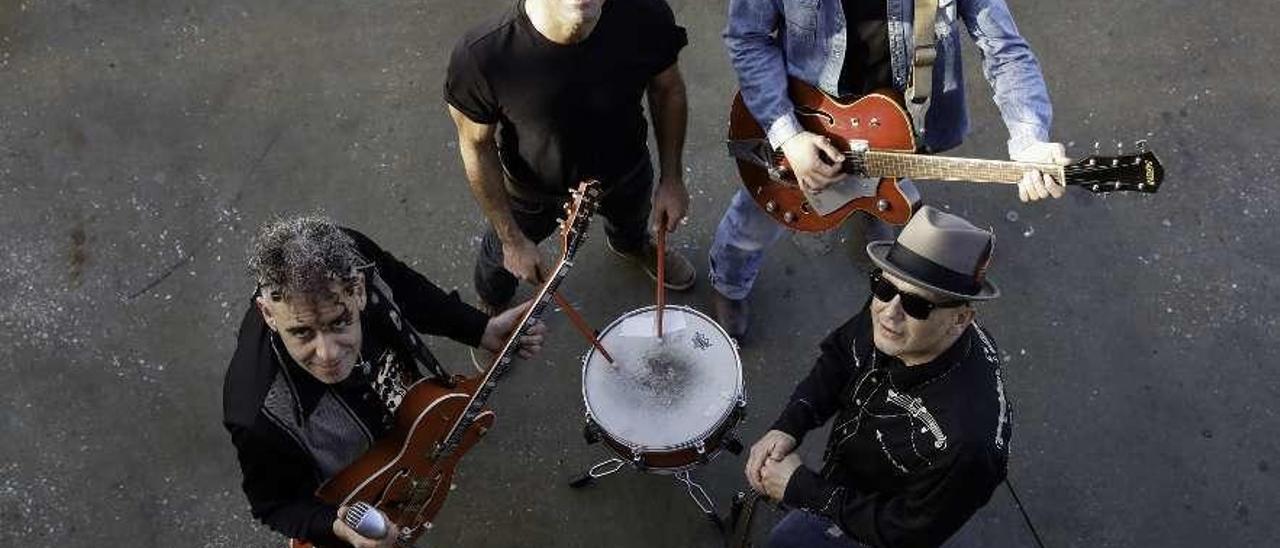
[
  {"x1": 222, "y1": 229, "x2": 489, "y2": 547},
  {"x1": 771, "y1": 301, "x2": 1012, "y2": 548}
]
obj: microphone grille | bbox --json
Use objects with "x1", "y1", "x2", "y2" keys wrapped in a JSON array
[{"x1": 343, "y1": 501, "x2": 388, "y2": 539}]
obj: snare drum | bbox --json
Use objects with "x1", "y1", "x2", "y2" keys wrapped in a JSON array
[{"x1": 581, "y1": 305, "x2": 745, "y2": 472}]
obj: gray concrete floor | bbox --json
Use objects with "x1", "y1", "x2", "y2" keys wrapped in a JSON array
[{"x1": 2, "y1": 0, "x2": 1277, "y2": 546}]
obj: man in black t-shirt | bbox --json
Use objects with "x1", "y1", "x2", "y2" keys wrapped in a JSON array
[{"x1": 445, "y1": 0, "x2": 695, "y2": 313}]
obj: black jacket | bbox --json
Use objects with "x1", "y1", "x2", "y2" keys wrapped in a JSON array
[
  {"x1": 222, "y1": 229, "x2": 488, "y2": 547},
  {"x1": 772, "y1": 302, "x2": 1012, "y2": 548}
]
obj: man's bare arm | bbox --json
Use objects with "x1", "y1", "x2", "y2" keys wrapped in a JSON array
[
  {"x1": 646, "y1": 64, "x2": 688, "y2": 184},
  {"x1": 449, "y1": 105, "x2": 520, "y2": 242},
  {"x1": 645, "y1": 64, "x2": 691, "y2": 232},
  {"x1": 448, "y1": 105, "x2": 543, "y2": 283}
]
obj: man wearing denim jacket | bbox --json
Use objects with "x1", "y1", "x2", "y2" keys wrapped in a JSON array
[{"x1": 710, "y1": 0, "x2": 1065, "y2": 341}]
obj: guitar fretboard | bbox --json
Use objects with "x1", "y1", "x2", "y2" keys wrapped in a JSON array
[
  {"x1": 437, "y1": 261, "x2": 569, "y2": 457},
  {"x1": 860, "y1": 151, "x2": 1065, "y2": 185}
]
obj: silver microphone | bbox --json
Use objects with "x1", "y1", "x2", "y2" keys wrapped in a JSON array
[{"x1": 343, "y1": 501, "x2": 389, "y2": 540}]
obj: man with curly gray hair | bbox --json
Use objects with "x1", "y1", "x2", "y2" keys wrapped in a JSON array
[
  {"x1": 223, "y1": 214, "x2": 546, "y2": 548},
  {"x1": 247, "y1": 215, "x2": 367, "y2": 307}
]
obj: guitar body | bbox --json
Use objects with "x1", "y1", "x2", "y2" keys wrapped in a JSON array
[
  {"x1": 729, "y1": 78, "x2": 921, "y2": 231},
  {"x1": 291, "y1": 376, "x2": 494, "y2": 548}
]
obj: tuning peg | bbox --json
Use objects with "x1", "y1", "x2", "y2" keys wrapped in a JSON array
[
  {"x1": 1093, "y1": 141, "x2": 1100, "y2": 154},
  {"x1": 1135, "y1": 139, "x2": 1148, "y2": 153}
]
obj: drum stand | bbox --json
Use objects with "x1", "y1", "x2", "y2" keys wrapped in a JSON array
[
  {"x1": 569, "y1": 456, "x2": 728, "y2": 530},
  {"x1": 567, "y1": 435, "x2": 746, "y2": 532}
]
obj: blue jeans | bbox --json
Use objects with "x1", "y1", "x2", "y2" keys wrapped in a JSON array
[
  {"x1": 474, "y1": 159, "x2": 653, "y2": 307},
  {"x1": 768, "y1": 510, "x2": 865, "y2": 548},
  {"x1": 709, "y1": 187, "x2": 895, "y2": 300},
  {"x1": 708, "y1": 188, "x2": 785, "y2": 301}
]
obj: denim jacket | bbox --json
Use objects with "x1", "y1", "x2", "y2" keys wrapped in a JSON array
[{"x1": 725, "y1": 0, "x2": 1052, "y2": 157}]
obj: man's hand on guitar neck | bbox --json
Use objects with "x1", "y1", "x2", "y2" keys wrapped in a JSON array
[
  {"x1": 332, "y1": 505, "x2": 401, "y2": 548},
  {"x1": 481, "y1": 298, "x2": 548, "y2": 359},
  {"x1": 1012, "y1": 140, "x2": 1069, "y2": 203},
  {"x1": 780, "y1": 131, "x2": 846, "y2": 193}
]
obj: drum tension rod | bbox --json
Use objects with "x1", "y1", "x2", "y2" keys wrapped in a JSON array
[{"x1": 552, "y1": 291, "x2": 615, "y2": 364}]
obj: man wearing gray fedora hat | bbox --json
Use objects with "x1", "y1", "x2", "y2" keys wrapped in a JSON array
[{"x1": 745, "y1": 206, "x2": 1011, "y2": 548}]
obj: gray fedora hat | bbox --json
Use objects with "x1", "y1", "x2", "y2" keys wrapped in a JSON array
[{"x1": 866, "y1": 205, "x2": 1000, "y2": 301}]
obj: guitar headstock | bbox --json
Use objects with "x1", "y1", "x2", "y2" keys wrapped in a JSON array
[
  {"x1": 558, "y1": 179, "x2": 602, "y2": 259},
  {"x1": 1065, "y1": 141, "x2": 1165, "y2": 194}
]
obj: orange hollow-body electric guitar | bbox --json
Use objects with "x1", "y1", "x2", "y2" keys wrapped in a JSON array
[{"x1": 727, "y1": 78, "x2": 1164, "y2": 232}]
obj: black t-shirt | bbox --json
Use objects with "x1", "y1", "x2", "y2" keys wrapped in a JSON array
[
  {"x1": 445, "y1": 0, "x2": 688, "y2": 200},
  {"x1": 838, "y1": 0, "x2": 893, "y2": 97}
]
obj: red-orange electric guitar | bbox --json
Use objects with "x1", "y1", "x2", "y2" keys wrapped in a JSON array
[
  {"x1": 290, "y1": 181, "x2": 602, "y2": 548},
  {"x1": 727, "y1": 78, "x2": 1165, "y2": 232}
]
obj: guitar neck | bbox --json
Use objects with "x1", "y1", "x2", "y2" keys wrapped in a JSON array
[
  {"x1": 860, "y1": 151, "x2": 1066, "y2": 186},
  {"x1": 438, "y1": 257, "x2": 571, "y2": 454},
  {"x1": 484, "y1": 259, "x2": 569, "y2": 382}
]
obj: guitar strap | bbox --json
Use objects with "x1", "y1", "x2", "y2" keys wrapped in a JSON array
[
  {"x1": 361, "y1": 265, "x2": 453, "y2": 385},
  {"x1": 904, "y1": 0, "x2": 940, "y2": 132}
]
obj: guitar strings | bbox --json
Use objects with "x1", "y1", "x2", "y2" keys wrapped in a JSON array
[{"x1": 768, "y1": 150, "x2": 1149, "y2": 184}]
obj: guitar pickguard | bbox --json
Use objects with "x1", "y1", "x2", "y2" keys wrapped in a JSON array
[{"x1": 800, "y1": 175, "x2": 882, "y2": 216}]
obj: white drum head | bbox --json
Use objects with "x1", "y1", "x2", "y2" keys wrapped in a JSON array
[{"x1": 582, "y1": 306, "x2": 742, "y2": 450}]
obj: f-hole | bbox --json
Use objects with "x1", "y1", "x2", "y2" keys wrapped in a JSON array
[{"x1": 795, "y1": 106, "x2": 836, "y2": 127}]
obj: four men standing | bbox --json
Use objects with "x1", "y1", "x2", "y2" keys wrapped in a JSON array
[{"x1": 225, "y1": 1, "x2": 1066, "y2": 546}]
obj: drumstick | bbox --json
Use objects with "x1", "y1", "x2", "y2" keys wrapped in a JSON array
[
  {"x1": 655, "y1": 221, "x2": 666, "y2": 338},
  {"x1": 552, "y1": 290, "x2": 615, "y2": 364}
]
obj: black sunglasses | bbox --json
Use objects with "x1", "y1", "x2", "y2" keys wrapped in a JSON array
[{"x1": 869, "y1": 270, "x2": 967, "y2": 320}]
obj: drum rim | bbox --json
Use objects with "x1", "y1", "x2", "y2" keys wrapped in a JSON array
[{"x1": 580, "y1": 304, "x2": 745, "y2": 453}]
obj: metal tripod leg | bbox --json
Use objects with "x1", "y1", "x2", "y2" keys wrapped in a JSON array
[
  {"x1": 675, "y1": 470, "x2": 725, "y2": 533},
  {"x1": 568, "y1": 457, "x2": 626, "y2": 488}
]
